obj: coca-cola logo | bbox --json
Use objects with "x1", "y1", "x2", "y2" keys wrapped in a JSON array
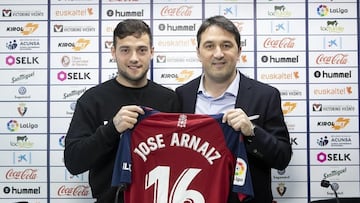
[
  {"x1": 58, "y1": 185, "x2": 90, "y2": 196},
  {"x1": 316, "y1": 53, "x2": 348, "y2": 64},
  {"x1": 263, "y1": 37, "x2": 295, "y2": 48},
  {"x1": 160, "y1": 5, "x2": 192, "y2": 16},
  {"x1": 5, "y1": 168, "x2": 38, "y2": 180}
]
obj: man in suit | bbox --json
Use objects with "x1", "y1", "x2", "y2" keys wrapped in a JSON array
[{"x1": 175, "y1": 15, "x2": 292, "y2": 203}]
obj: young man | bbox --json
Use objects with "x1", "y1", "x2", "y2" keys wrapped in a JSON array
[
  {"x1": 176, "y1": 15, "x2": 292, "y2": 203},
  {"x1": 64, "y1": 19, "x2": 180, "y2": 203}
]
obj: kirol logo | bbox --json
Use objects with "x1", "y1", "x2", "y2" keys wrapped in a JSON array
[{"x1": 7, "y1": 120, "x2": 19, "y2": 132}]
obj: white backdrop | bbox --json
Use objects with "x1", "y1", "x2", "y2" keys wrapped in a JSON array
[{"x1": 0, "y1": 0, "x2": 359, "y2": 202}]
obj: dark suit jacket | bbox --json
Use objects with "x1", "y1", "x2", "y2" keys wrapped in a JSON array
[{"x1": 175, "y1": 72, "x2": 292, "y2": 203}]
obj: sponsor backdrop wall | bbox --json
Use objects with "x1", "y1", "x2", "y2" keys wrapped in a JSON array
[{"x1": 0, "y1": 0, "x2": 359, "y2": 203}]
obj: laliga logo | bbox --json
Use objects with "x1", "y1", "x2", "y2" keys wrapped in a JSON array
[
  {"x1": 317, "y1": 5, "x2": 329, "y2": 17},
  {"x1": 7, "y1": 120, "x2": 19, "y2": 132},
  {"x1": 234, "y1": 158, "x2": 247, "y2": 186},
  {"x1": 234, "y1": 158, "x2": 246, "y2": 176}
]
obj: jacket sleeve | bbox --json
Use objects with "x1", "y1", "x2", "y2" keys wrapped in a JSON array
[
  {"x1": 244, "y1": 88, "x2": 292, "y2": 170},
  {"x1": 64, "y1": 99, "x2": 121, "y2": 175}
]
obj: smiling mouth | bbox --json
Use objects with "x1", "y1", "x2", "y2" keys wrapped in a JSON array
[
  {"x1": 212, "y1": 61, "x2": 226, "y2": 66},
  {"x1": 128, "y1": 65, "x2": 141, "y2": 69}
]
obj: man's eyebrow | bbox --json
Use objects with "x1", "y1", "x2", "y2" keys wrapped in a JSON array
[
  {"x1": 202, "y1": 40, "x2": 214, "y2": 44},
  {"x1": 118, "y1": 45, "x2": 149, "y2": 49},
  {"x1": 203, "y1": 40, "x2": 233, "y2": 44}
]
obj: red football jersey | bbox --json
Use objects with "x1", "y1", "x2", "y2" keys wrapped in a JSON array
[{"x1": 112, "y1": 108, "x2": 253, "y2": 203}]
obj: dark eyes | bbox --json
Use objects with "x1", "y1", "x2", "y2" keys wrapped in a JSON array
[
  {"x1": 119, "y1": 47, "x2": 149, "y2": 55},
  {"x1": 203, "y1": 43, "x2": 233, "y2": 50}
]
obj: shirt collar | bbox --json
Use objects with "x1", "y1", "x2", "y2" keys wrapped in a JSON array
[{"x1": 198, "y1": 71, "x2": 240, "y2": 97}]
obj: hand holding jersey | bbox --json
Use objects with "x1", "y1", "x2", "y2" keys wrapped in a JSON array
[
  {"x1": 222, "y1": 108, "x2": 256, "y2": 137},
  {"x1": 113, "y1": 105, "x2": 145, "y2": 134}
]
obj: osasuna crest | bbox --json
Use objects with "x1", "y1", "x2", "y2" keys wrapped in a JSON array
[
  {"x1": 277, "y1": 182, "x2": 287, "y2": 196},
  {"x1": 17, "y1": 103, "x2": 27, "y2": 116},
  {"x1": 177, "y1": 114, "x2": 187, "y2": 128}
]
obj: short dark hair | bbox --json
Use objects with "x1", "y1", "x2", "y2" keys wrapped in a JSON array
[
  {"x1": 196, "y1": 15, "x2": 241, "y2": 49},
  {"x1": 113, "y1": 19, "x2": 152, "y2": 47}
]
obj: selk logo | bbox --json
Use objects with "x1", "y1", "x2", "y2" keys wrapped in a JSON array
[
  {"x1": 5, "y1": 56, "x2": 39, "y2": 65},
  {"x1": 5, "y1": 55, "x2": 15, "y2": 65},
  {"x1": 317, "y1": 152, "x2": 351, "y2": 163},
  {"x1": 57, "y1": 71, "x2": 91, "y2": 81}
]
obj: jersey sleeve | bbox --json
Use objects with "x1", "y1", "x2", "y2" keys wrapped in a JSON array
[
  {"x1": 232, "y1": 133, "x2": 254, "y2": 201},
  {"x1": 111, "y1": 106, "x2": 157, "y2": 187},
  {"x1": 111, "y1": 130, "x2": 132, "y2": 187},
  {"x1": 214, "y1": 115, "x2": 254, "y2": 201}
]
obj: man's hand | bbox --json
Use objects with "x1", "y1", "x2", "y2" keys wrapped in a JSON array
[
  {"x1": 222, "y1": 108, "x2": 255, "y2": 136},
  {"x1": 113, "y1": 105, "x2": 144, "y2": 133}
]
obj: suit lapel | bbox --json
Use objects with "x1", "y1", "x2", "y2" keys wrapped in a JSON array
[
  {"x1": 184, "y1": 77, "x2": 200, "y2": 113},
  {"x1": 236, "y1": 72, "x2": 253, "y2": 110}
]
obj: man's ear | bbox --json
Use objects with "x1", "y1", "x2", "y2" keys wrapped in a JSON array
[
  {"x1": 196, "y1": 47, "x2": 202, "y2": 62},
  {"x1": 150, "y1": 47, "x2": 154, "y2": 59},
  {"x1": 111, "y1": 46, "x2": 116, "y2": 58}
]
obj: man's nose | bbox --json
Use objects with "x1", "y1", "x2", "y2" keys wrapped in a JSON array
[{"x1": 213, "y1": 46, "x2": 224, "y2": 58}]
